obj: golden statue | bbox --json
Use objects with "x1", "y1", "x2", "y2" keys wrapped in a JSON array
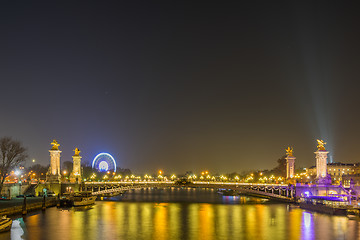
[
  {"x1": 74, "y1": 148, "x2": 81, "y2": 156},
  {"x1": 51, "y1": 139, "x2": 60, "y2": 150},
  {"x1": 285, "y1": 147, "x2": 293, "y2": 156},
  {"x1": 316, "y1": 139, "x2": 326, "y2": 151}
]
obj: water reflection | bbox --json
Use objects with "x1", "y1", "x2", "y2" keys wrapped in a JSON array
[{"x1": 1, "y1": 188, "x2": 359, "y2": 240}]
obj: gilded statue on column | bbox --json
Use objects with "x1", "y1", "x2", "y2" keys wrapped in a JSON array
[
  {"x1": 316, "y1": 139, "x2": 326, "y2": 151},
  {"x1": 285, "y1": 147, "x2": 293, "y2": 157},
  {"x1": 74, "y1": 148, "x2": 81, "y2": 156},
  {"x1": 51, "y1": 139, "x2": 60, "y2": 150}
]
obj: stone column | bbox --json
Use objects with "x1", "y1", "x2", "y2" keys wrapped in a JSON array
[
  {"x1": 286, "y1": 156, "x2": 296, "y2": 179},
  {"x1": 49, "y1": 150, "x2": 61, "y2": 176},
  {"x1": 315, "y1": 150, "x2": 328, "y2": 179},
  {"x1": 71, "y1": 148, "x2": 82, "y2": 183},
  {"x1": 315, "y1": 139, "x2": 331, "y2": 185},
  {"x1": 48, "y1": 140, "x2": 61, "y2": 182}
]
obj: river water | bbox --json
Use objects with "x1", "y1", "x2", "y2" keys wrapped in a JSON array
[{"x1": 1, "y1": 187, "x2": 360, "y2": 240}]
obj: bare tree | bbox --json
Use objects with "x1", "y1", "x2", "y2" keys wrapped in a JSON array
[{"x1": 0, "y1": 137, "x2": 28, "y2": 193}]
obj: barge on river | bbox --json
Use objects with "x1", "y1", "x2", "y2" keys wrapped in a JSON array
[
  {"x1": 299, "y1": 196, "x2": 348, "y2": 215},
  {"x1": 60, "y1": 192, "x2": 96, "y2": 207}
]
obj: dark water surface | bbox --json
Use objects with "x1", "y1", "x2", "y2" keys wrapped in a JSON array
[{"x1": 1, "y1": 187, "x2": 360, "y2": 240}]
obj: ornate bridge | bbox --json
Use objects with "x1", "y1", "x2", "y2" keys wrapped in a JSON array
[{"x1": 83, "y1": 181, "x2": 295, "y2": 201}]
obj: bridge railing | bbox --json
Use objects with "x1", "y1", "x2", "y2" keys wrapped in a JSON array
[
  {"x1": 85, "y1": 181, "x2": 174, "y2": 185},
  {"x1": 84, "y1": 181, "x2": 288, "y2": 187}
]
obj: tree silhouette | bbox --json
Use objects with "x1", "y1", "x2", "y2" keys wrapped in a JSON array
[
  {"x1": 0, "y1": 137, "x2": 27, "y2": 193},
  {"x1": 271, "y1": 155, "x2": 287, "y2": 177}
]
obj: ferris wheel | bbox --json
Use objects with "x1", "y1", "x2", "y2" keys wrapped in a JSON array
[{"x1": 92, "y1": 153, "x2": 117, "y2": 172}]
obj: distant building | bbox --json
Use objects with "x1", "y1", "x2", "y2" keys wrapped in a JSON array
[
  {"x1": 342, "y1": 174, "x2": 360, "y2": 186},
  {"x1": 306, "y1": 162, "x2": 360, "y2": 183}
]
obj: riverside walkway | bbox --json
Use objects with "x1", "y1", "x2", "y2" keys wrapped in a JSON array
[{"x1": 0, "y1": 197, "x2": 57, "y2": 216}]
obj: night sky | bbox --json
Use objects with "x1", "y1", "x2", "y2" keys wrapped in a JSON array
[{"x1": 1, "y1": 2, "x2": 360, "y2": 174}]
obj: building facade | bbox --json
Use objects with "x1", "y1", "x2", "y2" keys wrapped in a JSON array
[{"x1": 306, "y1": 162, "x2": 360, "y2": 183}]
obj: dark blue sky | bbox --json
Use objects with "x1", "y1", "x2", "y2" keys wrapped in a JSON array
[{"x1": 1, "y1": 2, "x2": 359, "y2": 174}]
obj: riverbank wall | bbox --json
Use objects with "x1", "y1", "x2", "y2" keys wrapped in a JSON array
[{"x1": 0, "y1": 197, "x2": 57, "y2": 216}]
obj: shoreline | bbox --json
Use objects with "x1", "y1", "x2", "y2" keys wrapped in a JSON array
[{"x1": 0, "y1": 197, "x2": 57, "y2": 216}]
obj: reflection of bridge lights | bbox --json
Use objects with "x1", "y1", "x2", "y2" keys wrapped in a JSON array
[{"x1": 303, "y1": 212, "x2": 313, "y2": 233}]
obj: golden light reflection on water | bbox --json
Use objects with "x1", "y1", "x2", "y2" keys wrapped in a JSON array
[
  {"x1": 216, "y1": 205, "x2": 228, "y2": 239},
  {"x1": 168, "y1": 203, "x2": 180, "y2": 239},
  {"x1": 288, "y1": 208, "x2": 301, "y2": 240},
  {"x1": 9, "y1": 189, "x2": 360, "y2": 240},
  {"x1": 128, "y1": 203, "x2": 139, "y2": 238},
  {"x1": 141, "y1": 203, "x2": 152, "y2": 239},
  {"x1": 188, "y1": 204, "x2": 199, "y2": 240},
  {"x1": 153, "y1": 203, "x2": 168, "y2": 240},
  {"x1": 199, "y1": 204, "x2": 214, "y2": 240},
  {"x1": 231, "y1": 205, "x2": 242, "y2": 239}
]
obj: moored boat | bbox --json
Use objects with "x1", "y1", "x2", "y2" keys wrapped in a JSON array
[
  {"x1": 218, "y1": 189, "x2": 239, "y2": 196},
  {"x1": 299, "y1": 196, "x2": 348, "y2": 215},
  {"x1": 0, "y1": 216, "x2": 12, "y2": 232},
  {"x1": 73, "y1": 192, "x2": 97, "y2": 207}
]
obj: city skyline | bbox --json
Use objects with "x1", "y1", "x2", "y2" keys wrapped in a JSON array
[{"x1": 1, "y1": 2, "x2": 360, "y2": 173}]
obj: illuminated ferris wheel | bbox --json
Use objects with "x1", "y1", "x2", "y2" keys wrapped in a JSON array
[{"x1": 92, "y1": 153, "x2": 117, "y2": 172}]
